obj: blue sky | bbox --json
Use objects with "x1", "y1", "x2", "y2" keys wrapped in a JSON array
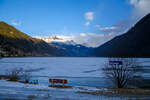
[
  {"x1": 0, "y1": 0, "x2": 150, "y2": 47},
  {"x1": 0, "y1": 0, "x2": 132, "y2": 35}
]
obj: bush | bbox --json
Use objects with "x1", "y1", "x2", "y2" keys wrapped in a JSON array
[{"x1": 6, "y1": 67, "x2": 31, "y2": 82}]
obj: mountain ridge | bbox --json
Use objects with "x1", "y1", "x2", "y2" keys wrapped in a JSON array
[
  {"x1": 0, "y1": 22, "x2": 64, "y2": 57},
  {"x1": 94, "y1": 13, "x2": 150, "y2": 57},
  {"x1": 51, "y1": 41, "x2": 94, "y2": 57}
]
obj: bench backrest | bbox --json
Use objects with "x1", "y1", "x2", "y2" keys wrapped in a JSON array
[{"x1": 49, "y1": 79, "x2": 67, "y2": 84}]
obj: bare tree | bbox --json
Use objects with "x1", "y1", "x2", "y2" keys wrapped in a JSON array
[
  {"x1": 6, "y1": 67, "x2": 31, "y2": 82},
  {"x1": 103, "y1": 58, "x2": 141, "y2": 88}
]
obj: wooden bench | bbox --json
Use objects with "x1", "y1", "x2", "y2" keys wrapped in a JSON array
[{"x1": 49, "y1": 78, "x2": 68, "y2": 87}]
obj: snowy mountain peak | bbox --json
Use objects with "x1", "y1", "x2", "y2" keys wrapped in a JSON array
[{"x1": 33, "y1": 35, "x2": 77, "y2": 46}]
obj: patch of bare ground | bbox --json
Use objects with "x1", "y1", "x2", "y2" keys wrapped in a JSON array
[{"x1": 78, "y1": 88, "x2": 150, "y2": 96}]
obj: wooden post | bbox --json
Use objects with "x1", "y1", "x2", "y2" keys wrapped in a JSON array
[
  {"x1": 51, "y1": 79, "x2": 53, "y2": 87},
  {"x1": 63, "y1": 80, "x2": 64, "y2": 87},
  {"x1": 52, "y1": 79, "x2": 55, "y2": 87}
]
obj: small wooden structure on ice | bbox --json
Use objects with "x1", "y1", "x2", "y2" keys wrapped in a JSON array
[{"x1": 49, "y1": 78, "x2": 68, "y2": 87}]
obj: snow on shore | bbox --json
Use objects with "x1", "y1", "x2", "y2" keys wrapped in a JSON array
[
  {"x1": 0, "y1": 79, "x2": 106, "y2": 100},
  {"x1": 0, "y1": 80, "x2": 150, "y2": 100}
]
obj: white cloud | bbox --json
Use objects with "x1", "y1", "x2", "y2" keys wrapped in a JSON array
[
  {"x1": 87, "y1": 33, "x2": 105, "y2": 38},
  {"x1": 11, "y1": 21, "x2": 21, "y2": 26},
  {"x1": 129, "y1": 0, "x2": 150, "y2": 19},
  {"x1": 130, "y1": 0, "x2": 138, "y2": 5},
  {"x1": 80, "y1": 33, "x2": 87, "y2": 37},
  {"x1": 96, "y1": 0, "x2": 150, "y2": 36},
  {"x1": 84, "y1": 12, "x2": 94, "y2": 26},
  {"x1": 72, "y1": 33, "x2": 115, "y2": 47},
  {"x1": 84, "y1": 21, "x2": 90, "y2": 26},
  {"x1": 85, "y1": 12, "x2": 94, "y2": 21},
  {"x1": 100, "y1": 26, "x2": 117, "y2": 31},
  {"x1": 96, "y1": 25, "x2": 118, "y2": 32},
  {"x1": 34, "y1": 33, "x2": 116, "y2": 47}
]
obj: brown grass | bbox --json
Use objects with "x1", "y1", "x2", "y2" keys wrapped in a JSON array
[{"x1": 79, "y1": 88, "x2": 150, "y2": 96}]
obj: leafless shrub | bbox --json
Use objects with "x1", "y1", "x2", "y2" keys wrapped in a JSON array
[
  {"x1": 103, "y1": 58, "x2": 142, "y2": 88},
  {"x1": 6, "y1": 67, "x2": 31, "y2": 82}
]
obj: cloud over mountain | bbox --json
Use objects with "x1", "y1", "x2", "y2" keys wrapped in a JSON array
[
  {"x1": 130, "y1": 0, "x2": 150, "y2": 18},
  {"x1": 34, "y1": 32, "x2": 116, "y2": 47},
  {"x1": 84, "y1": 12, "x2": 94, "y2": 26},
  {"x1": 95, "y1": 0, "x2": 150, "y2": 37},
  {"x1": 117, "y1": 0, "x2": 150, "y2": 33}
]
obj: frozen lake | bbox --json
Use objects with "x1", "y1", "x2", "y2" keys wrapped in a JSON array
[
  {"x1": 0, "y1": 57, "x2": 150, "y2": 100},
  {"x1": 0, "y1": 57, "x2": 150, "y2": 87}
]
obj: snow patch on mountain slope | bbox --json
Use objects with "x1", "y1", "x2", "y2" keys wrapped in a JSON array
[
  {"x1": 34, "y1": 35, "x2": 75, "y2": 44},
  {"x1": 33, "y1": 33, "x2": 116, "y2": 47}
]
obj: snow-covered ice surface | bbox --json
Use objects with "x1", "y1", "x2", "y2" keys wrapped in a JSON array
[
  {"x1": 0, "y1": 57, "x2": 150, "y2": 87},
  {"x1": 0, "y1": 80, "x2": 150, "y2": 100},
  {"x1": 0, "y1": 80, "x2": 110, "y2": 100},
  {"x1": 0, "y1": 57, "x2": 106, "y2": 77},
  {"x1": 1, "y1": 57, "x2": 150, "y2": 77},
  {"x1": 0, "y1": 57, "x2": 150, "y2": 100},
  {"x1": 0, "y1": 57, "x2": 108, "y2": 87}
]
